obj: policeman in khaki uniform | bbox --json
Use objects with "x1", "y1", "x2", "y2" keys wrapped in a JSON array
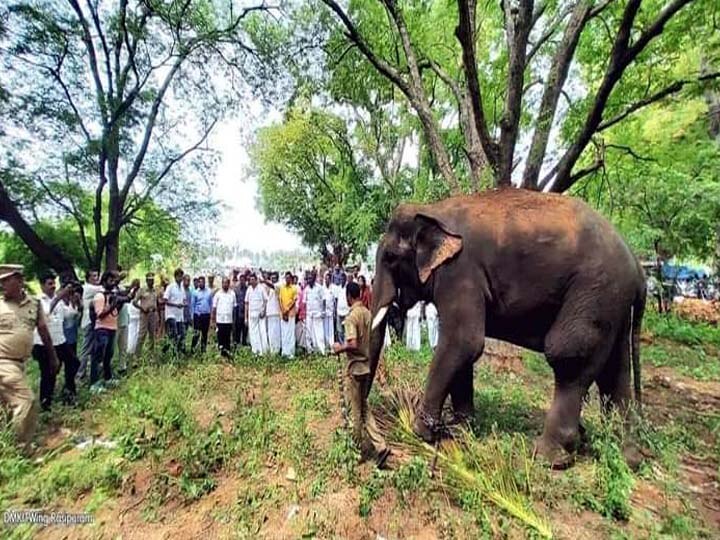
[
  {"x1": 132, "y1": 272, "x2": 158, "y2": 358},
  {"x1": 333, "y1": 282, "x2": 390, "y2": 468},
  {"x1": 0, "y1": 264, "x2": 59, "y2": 451}
]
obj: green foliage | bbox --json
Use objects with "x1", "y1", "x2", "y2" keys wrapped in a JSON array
[
  {"x1": 578, "y1": 94, "x2": 720, "y2": 262},
  {"x1": 644, "y1": 309, "x2": 720, "y2": 349},
  {"x1": 0, "y1": 222, "x2": 86, "y2": 280},
  {"x1": 358, "y1": 468, "x2": 388, "y2": 517},
  {"x1": 252, "y1": 105, "x2": 393, "y2": 263},
  {"x1": 589, "y1": 420, "x2": 634, "y2": 521},
  {"x1": 392, "y1": 456, "x2": 430, "y2": 499},
  {"x1": 18, "y1": 448, "x2": 125, "y2": 506},
  {"x1": 327, "y1": 428, "x2": 360, "y2": 484}
]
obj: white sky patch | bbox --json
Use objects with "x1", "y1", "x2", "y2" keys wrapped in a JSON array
[{"x1": 208, "y1": 109, "x2": 302, "y2": 251}]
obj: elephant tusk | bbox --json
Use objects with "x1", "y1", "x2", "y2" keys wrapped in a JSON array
[{"x1": 371, "y1": 306, "x2": 389, "y2": 331}]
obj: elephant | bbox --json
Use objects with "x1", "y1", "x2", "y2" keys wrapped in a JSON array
[{"x1": 368, "y1": 188, "x2": 646, "y2": 467}]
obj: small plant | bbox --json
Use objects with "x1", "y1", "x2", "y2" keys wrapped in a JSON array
[
  {"x1": 358, "y1": 468, "x2": 388, "y2": 517},
  {"x1": 178, "y1": 421, "x2": 234, "y2": 501},
  {"x1": 327, "y1": 428, "x2": 360, "y2": 484},
  {"x1": 393, "y1": 456, "x2": 429, "y2": 499},
  {"x1": 588, "y1": 415, "x2": 634, "y2": 521}
]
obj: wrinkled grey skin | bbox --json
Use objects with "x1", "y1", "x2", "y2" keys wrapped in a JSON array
[{"x1": 368, "y1": 188, "x2": 646, "y2": 467}]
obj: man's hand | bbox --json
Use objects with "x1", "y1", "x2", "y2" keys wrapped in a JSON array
[{"x1": 332, "y1": 342, "x2": 343, "y2": 354}]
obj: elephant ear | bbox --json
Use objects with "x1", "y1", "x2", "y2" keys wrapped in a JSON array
[{"x1": 414, "y1": 214, "x2": 463, "y2": 284}]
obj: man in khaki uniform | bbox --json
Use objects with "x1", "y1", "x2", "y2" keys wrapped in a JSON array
[
  {"x1": 0, "y1": 264, "x2": 58, "y2": 451},
  {"x1": 132, "y1": 272, "x2": 158, "y2": 358},
  {"x1": 333, "y1": 282, "x2": 390, "y2": 468}
]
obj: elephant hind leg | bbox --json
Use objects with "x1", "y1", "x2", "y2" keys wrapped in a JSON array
[
  {"x1": 596, "y1": 316, "x2": 633, "y2": 415},
  {"x1": 596, "y1": 316, "x2": 643, "y2": 469},
  {"x1": 537, "y1": 315, "x2": 613, "y2": 468}
]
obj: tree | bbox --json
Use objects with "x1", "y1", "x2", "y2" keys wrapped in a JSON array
[
  {"x1": 252, "y1": 106, "x2": 391, "y2": 265},
  {"x1": 581, "y1": 93, "x2": 720, "y2": 268},
  {"x1": 315, "y1": 0, "x2": 720, "y2": 194},
  {"x1": 0, "y1": 0, "x2": 274, "y2": 271}
]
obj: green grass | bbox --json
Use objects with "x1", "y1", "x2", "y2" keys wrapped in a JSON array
[
  {"x1": 1, "y1": 316, "x2": 718, "y2": 538},
  {"x1": 644, "y1": 309, "x2": 720, "y2": 349}
]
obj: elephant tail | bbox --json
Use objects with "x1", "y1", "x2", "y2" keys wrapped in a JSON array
[{"x1": 631, "y1": 285, "x2": 646, "y2": 411}]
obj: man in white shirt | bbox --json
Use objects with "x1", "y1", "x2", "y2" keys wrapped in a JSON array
[
  {"x1": 212, "y1": 277, "x2": 236, "y2": 358},
  {"x1": 244, "y1": 274, "x2": 268, "y2": 355},
  {"x1": 405, "y1": 302, "x2": 422, "y2": 351},
  {"x1": 262, "y1": 272, "x2": 282, "y2": 354},
  {"x1": 304, "y1": 273, "x2": 326, "y2": 354},
  {"x1": 425, "y1": 302, "x2": 439, "y2": 350},
  {"x1": 163, "y1": 268, "x2": 187, "y2": 355},
  {"x1": 32, "y1": 271, "x2": 77, "y2": 409},
  {"x1": 76, "y1": 269, "x2": 103, "y2": 381},
  {"x1": 322, "y1": 272, "x2": 336, "y2": 350},
  {"x1": 334, "y1": 273, "x2": 350, "y2": 342}
]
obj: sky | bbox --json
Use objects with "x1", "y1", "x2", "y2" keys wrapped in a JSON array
[{"x1": 208, "y1": 111, "x2": 302, "y2": 252}]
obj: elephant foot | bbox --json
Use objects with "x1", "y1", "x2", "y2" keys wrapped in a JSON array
[
  {"x1": 534, "y1": 435, "x2": 576, "y2": 470},
  {"x1": 577, "y1": 422, "x2": 591, "y2": 455},
  {"x1": 413, "y1": 409, "x2": 441, "y2": 443},
  {"x1": 447, "y1": 408, "x2": 473, "y2": 428}
]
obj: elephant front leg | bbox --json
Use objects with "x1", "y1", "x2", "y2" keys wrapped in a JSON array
[
  {"x1": 414, "y1": 333, "x2": 485, "y2": 442},
  {"x1": 449, "y1": 364, "x2": 475, "y2": 425}
]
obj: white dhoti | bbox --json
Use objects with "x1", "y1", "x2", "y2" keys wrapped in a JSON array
[
  {"x1": 385, "y1": 326, "x2": 392, "y2": 348},
  {"x1": 266, "y1": 315, "x2": 281, "y2": 354},
  {"x1": 281, "y1": 316, "x2": 296, "y2": 358},
  {"x1": 323, "y1": 314, "x2": 335, "y2": 349},
  {"x1": 308, "y1": 313, "x2": 325, "y2": 354},
  {"x1": 128, "y1": 316, "x2": 140, "y2": 354},
  {"x1": 405, "y1": 316, "x2": 421, "y2": 351},
  {"x1": 427, "y1": 317, "x2": 439, "y2": 349},
  {"x1": 249, "y1": 315, "x2": 268, "y2": 354}
]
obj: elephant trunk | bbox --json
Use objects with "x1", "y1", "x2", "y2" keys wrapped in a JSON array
[{"x1": 367, "y1": 251, "x2": 396, "y2": 395}]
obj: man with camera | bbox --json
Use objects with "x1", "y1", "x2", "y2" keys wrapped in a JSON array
[{"x1": 89, "y1": 270, "x2": 128, "y2": 391}]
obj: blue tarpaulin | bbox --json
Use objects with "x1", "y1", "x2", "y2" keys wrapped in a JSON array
[{"x1": 661, "y1": 263, "x2": 709, "y2": 281}]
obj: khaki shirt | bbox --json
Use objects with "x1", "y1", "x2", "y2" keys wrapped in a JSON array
[
  {"x1": 135, "y1": 286, "x2": 158, "y2": 313},
  {"x1": 343, "y1": 301, "x2": 371, "y2": 376},
  {"x1": 0, "y1": 294, "x2": 45, "y2": 360}
]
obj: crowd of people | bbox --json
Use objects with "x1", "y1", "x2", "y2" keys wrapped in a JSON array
[{"x1": 0, "y1": 262, "x2": 440, "y2": 465}]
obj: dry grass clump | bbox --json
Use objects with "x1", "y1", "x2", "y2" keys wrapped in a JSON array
[{"x1": 381, "y1": 387, "x2": 553, "y2": 538}]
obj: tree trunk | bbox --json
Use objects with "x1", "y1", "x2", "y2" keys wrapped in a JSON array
[
  {"x1": 0, "y1": 180, "x2": 77, "y2": 278},
  {"x1": 701, "y1": 57, "x2": 720, "y2": 141}
]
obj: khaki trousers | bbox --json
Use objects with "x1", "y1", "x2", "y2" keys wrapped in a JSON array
[
  {"x1": 0, "y1": 359, "x2": 38, "y2": 447},
  {"x1": 344, "y1": 371, "x2": 387, "y2": 457},
  {"x1": 135, "y1": 312, "x2": 157, "y2": 357}
]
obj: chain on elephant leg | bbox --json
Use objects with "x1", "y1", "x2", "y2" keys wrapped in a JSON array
[{"x1": 336, "y1": 362, "x2": 352, "y2": 432}]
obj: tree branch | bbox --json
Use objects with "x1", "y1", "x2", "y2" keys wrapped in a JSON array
[
  {"x1": 121, "y1": 118, "x2": 218, "y2": 225},
  {"x1": 66, "y1": 0, "x2": 109, "y2": 125},
  {"x1": 523, "y1": 0, "x2": 592, "y2": 189},
  {"x1": 498, "y1": 0, "x2": 534, "y2": 184},
  {"x1": 456, "y1": 0, "x2": 498, "y2": 172},
  {"x1": 598, "y1": 72, "x2": 720, "y2": 131}
]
